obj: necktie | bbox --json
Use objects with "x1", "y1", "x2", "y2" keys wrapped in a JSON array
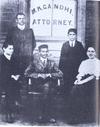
[
  {"x1": 71, "y1": 42, "x2": 74, "y2": 47},
  {"x1": 43, "y1": 60, "x2": 46, "y2": 66}
]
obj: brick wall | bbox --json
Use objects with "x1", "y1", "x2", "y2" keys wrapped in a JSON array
[{"x1": 0, "y1": 0, "x2": 27, "y2": 52}]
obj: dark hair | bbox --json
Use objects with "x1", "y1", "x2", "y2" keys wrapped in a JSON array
[
  {"x1": 16, "y1": 12, "x2": 25, "y2": 19},
  {"x1": 2, "y1": 41, "x2": 13, "y2": 49},
  {"x1": 68, "y1": 28, "x2": 77, "y2": 34},
  {"x1": 85, "y1": 42, "x2": 95, "y2": 51},
  {"x1": 38, "y1": 44, "x2": 48, "y2": 51}
]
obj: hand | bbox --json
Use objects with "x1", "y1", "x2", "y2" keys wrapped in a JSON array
[
  {"x1": 74, "y1": 80, "x2": 79, "y2": 85},
  {"x1": 46, "y1": 73, "x2": 51, "y2": 78},
  {"x1": 74, "y1": 75, "x2": 82, "y2": 85},
  {"x1": 74, "y1": 75, "x2": 95, "y2": 85},
  {"x1": 74, "y1": 79, "x2": 81, "y2": 85},
  {"x1": 11, "y1": 75, "x2": 20, "y2": 81},
  {"x1": 29, "y1": 73, "x2": 38, "y2": 78},
  {"x1": 95, "y1": 75, "x2": 100, "y2": 80},
  {"x1": 38, "y1": 74, "x2": 46, "y2": 79},
  {"x1": 38, "y1": 74, "x2": 51, "y2": 79}
]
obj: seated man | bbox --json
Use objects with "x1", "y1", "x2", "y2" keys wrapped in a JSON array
[
  {"x1": 24, "y1": 44, "x2": 63, "y2": 123},
  {"x1": 0, "y1": 42, "x2": 22, "y2": 123}
]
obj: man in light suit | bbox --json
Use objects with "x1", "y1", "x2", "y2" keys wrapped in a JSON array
[
  {"x1": 25, "y1": 44, "x2": 63, "y2": 123},
  {"x1": 59, "y1": 28, "x2": 86, "y2": 100}
]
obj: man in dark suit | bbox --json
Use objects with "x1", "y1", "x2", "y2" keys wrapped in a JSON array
[
  {"x1": 0, "y1": 42, "x2": 21, "y2": 123},
  {"x1": 6, "y1": 12, "x2": 36, "y2": 75},
  {"x1": 59, "y1": 28, "x2": 86, "y2": 100},
  {"x1": 25, "y1": 44, "x2": 63, "y2": 123}
]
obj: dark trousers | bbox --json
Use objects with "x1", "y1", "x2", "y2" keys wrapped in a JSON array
[{"x1": 4, "y1": 79, "x2": 21, "y2": 114}]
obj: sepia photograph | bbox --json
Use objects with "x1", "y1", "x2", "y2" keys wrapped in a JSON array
[{"x1": 0, "y1": 0, "x2": 100, "y2": 126}]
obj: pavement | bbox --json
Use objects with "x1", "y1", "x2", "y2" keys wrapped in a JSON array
[{"x1": 0, "y1": 91, "x2": 98, "y2": 126}]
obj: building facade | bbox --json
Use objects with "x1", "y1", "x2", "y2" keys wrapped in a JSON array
[{"x1": 0, "y1": 0, "x2": 99, "y2": 61}]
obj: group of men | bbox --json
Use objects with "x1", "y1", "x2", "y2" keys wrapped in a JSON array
[{"x1": 0, "y1": 12, "x2": 86, "y2": 124}]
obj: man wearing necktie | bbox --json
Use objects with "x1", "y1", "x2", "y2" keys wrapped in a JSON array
[
  {"x1": 69, "y1": 40, "x2": 75, "y2": 47},
  {"x1": 25, "y1": 44, "x2": 63, "y2": 123},
  {"x1": 59, "y1": 28, "x2": 86, "y2": 102}
]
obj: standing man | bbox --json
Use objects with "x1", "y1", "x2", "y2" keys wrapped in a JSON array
[
  {"x1": 59, "y1": 28, "x2": 86, "y2": 100},
  {"x1": 6, "y1": 12, "x2": 36, "y2": 75}
]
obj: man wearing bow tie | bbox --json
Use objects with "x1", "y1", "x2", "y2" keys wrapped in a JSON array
[{"x1": 25, "y1": 44, "x2": 63, "y2": 123}]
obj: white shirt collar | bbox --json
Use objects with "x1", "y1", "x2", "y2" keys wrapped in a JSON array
[
  {"x1": 69, "y1": 40, "x2": 75, "y2": 47},
  {"x1": 40, "y1": 57, "x2": 47, "y2": 63},
  {"x1": 17, "y1": 24, "x2": 25, "y2": 30},
  {"x1": 4, "y1": 53, "x2": 11, "y2": 61}
]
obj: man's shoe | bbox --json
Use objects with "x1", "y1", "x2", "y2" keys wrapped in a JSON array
[
  {"x1": 5, "y1": 113, "x2": 15, "y2": 123},
  {"x1": 49, "y1": 118, "x2": 56, "y2": 123}
]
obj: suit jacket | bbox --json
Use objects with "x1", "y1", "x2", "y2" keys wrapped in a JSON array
[
  {"x1": 59, "y1": 41, "x2": 86, "y2": 83},
  {"x1": 25, "y1": 53, "x2": 63, "y2": 79},
  {"x1": 0, "y1": 55, "x2": 20, "y2": 92},
  {"x1": 24, "y1": 54, "x2": 63, "y2": 93},
  {"x1": 6, "y1": 26, "x2": 36, "y2": 74}
]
